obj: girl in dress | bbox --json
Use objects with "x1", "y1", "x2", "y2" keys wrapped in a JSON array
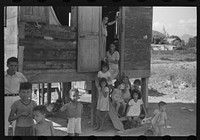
[{"x1": 94, "y1": 78, "x2": 110, "y2": 131}]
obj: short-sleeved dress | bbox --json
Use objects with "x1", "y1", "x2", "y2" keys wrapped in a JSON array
[
  {"x1": 106, "y1": 51, "x2": 120, "y2": 80},
  {"x1": 97, "y1": 71, "x2": 112, "y2": 85},
  {"x1": 112, "y1": 88, "x2": 124, "y2": 103},
  {"x1": 96, "y1": 87, "x2": 110, "y2": 111},
  {"x1": 127, "y1": 99, "x2": 143, "y2": 117}
]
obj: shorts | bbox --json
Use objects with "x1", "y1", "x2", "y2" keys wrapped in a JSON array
[
  {"x1": 67, "y1": 118, "x2": 82, "y2": 134},
  {"x1": 15, "y1": 126, "x2": 33, "y2": 136}
]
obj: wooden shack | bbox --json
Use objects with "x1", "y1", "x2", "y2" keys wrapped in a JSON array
[{"x1": 4, "y1": 6, "x2": 153, "y2": 128}]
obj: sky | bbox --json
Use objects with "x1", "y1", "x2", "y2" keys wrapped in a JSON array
[{"x1": 153, "y1": 7, "x2": 197, "y2": 37}]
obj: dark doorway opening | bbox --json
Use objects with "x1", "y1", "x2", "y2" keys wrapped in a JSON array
[{"x1": 102, "y1": 6, "x2": 120, "y2": 52}]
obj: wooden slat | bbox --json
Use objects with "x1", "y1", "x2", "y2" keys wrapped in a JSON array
[
  {"x1": 41, "y1": 83, "x2": 45, "y2": 105},
  {"x1": 124, "y1": 61, "x2": 150, "y2": 70},
  {"x1": 18, "y1": 46, "x2": 24, "y2": 72},
  {"x1": 47, "y1": 83, "x2": 51, "y2": 105},
  {"x1": 91, "y1": 80, "x2": 97, "y2": 126},
  {"x1": 7, "y1": 6, "x2": 18, "y2": 19},
  {"x1": 23, "y1": 22, "x2": 76, "y2": 40},
  {"x1": 141, "y1": 78, "x2": 149, "y2": 109},
  {"x1": 71, "y1": 6, "x2": 77, "y2": 29},
  {"x1": 117, "y1": 124, "x2": 150, "y2": 135},
  {"x1": 123, "y1": 70, "x2": 150, "y2": 78},
  {"x1": 23, "y1": 71, "x2": 96, "y2": 83},
  {"x1": 23, "y1": 48, "x2": 76, "y2": 61},
  {"x1": 23, "y1": 61, "x2": 76, "y2": 70},
  {"x1": 4, "y1": 22, "x2": 18, "y2": 45}
]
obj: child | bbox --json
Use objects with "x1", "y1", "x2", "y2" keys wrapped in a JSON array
[
  {"x1": 126, "y1": 90, "x2": 148, "y2": 127},
  {"x1": 33, "y1": 105, "x2": 55, "y2": 136},
  {"x1": 97, "y1": 62, "x2": 112, "y2": 86},
  {"x1": 60, "y1": 88, "x2": 83, "y2": 136},
  {"x1": 112, "y1": 81, "x2": 126, "y2": 117},
  {"x1": 151, "y1": 101, "x2": 167, "y2": 136},
  {"x1": 94, "y1": 78, "x2": 110, "y2": 132},
  {"x1": 132, "y1": 79, "x2": 141, "y2": 91},
  {"x1": 8, "y1": 82, "x2": 37, "y2": 136},
  {"x1": 121, "y1": 75, "x2": 132, "y2": 103}
]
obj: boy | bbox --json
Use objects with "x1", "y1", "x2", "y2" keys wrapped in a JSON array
[
  {"x1": 8, "y1": 82, "x2": 37, "y2": 136},
  {"x1": 5, "y1": 57, "x2": 27, "y2": 135},
  {"x1": 60, "y1": 88, "x2": 83, "y2": 136},
  {"x1": 151, "y1": 101, "x2": 167, "y2": 136},
  {"x1": 33, "y1": 105, "x2": 55, "y2": 136}
]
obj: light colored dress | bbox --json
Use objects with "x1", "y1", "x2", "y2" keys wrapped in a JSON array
[
  {"x1": 96, "y1": 87, "x2": 110, "y2": 111},
  {"x1": 97, "y1": 71, "x2": 112, "y2": 85},
  {"x1": 122, "y1": 83, "x2": 131, "y2": 102},
  {"x1": 106, "y1": 51, "x2": 120, "y2": 80},
  {"x1": 127, "y1": 99, "x2": 143, "y2": 117}
]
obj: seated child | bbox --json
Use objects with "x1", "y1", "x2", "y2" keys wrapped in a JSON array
[
  {"x1": 33, "y1": 105, "x2": 55, "y2": 136},
  {"x1": 126, "y1": 90, "x2": 148, "y2": 127},
  {"x1": 60, "y1": 88, "x2": 83, "y2": 136},
  {"x1": 8, "y1": 82, "x2": 37, "y2": 136},
  {"x1": 121, "y1": 76, "x2": 132, "y2": 103},
  {"x1": 151, "y1": 101, "x2": 167, "y2": 136},
  {"x1": 132, "y1": 79, "x2": 141, "y2": 91},
  {"x1": 112, "y1": 81, "x2": 126, "y2": 117}
]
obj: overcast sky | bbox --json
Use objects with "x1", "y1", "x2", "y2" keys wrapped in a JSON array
[{"x1": 153, "y1": 7, "x2": 197, "y2": 37}]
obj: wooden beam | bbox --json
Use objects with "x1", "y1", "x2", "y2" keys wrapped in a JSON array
[
  {"x1": 41, "y1": 83, "x2": 45, "y2": 105},
  {"x1": 141, "y1": 78, "x2": 149, "y2": 109},
  {"x1": 18, "y1": 46, "x2": 24, "y2": 73},
  {"x1": 47, "y1": 83, "x2": 51, "y2": 105},
  {"x1": 123, "y1": 70, "x2": 150, "y2": 79},
  {"x1": 62, "y1": 82, "x2": 71, "y2": 104},
  {"x1": 71, "y1": 6, "x2": 77, "y2": 29},
  {"x1": 37, "y1": 83, "x2": 41, "y2": 105},
  {"x1": 91, "y1": 80, "x2": 97, "y2": 126}
]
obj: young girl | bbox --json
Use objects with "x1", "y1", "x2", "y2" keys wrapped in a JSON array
[
  {"x1": 126, "y1": 90, "x2": 148, "y2": 127},
  {"x1": 112, "y1": 80, "x2": 126, "y2": 117},
  {"x1": 97, "y1": 62, "x2": 112, "y2": 86},
  {"x1": 33, "y1": 105, "x2": 55, "y2": 136},
  {"x1": 94, "y1": 78, "x2": 110, "y2": 132},
  {"x1": 8, "y1": 82, "x2": 37, "y2": 136},
  {"x1": 121, "y1": 75, "x2": 132, "y2": 103}
]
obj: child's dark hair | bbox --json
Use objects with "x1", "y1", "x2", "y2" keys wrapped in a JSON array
[
  {"x1": 134, "y1": 79, "x2": 141, "y2": 86},
  {"x1": 101, "y1": 61, "x2": 109, "y2": 71},
  {"x1": 33, "y1": 105, "x2": 47, "y2": 115},
  {"x1": 99, "y1": 78, "x2": 108, "y2": 87},
  {"x1": 20, "y1": 82, "x2": 32, "y2": 91},
  {"x1": 114, "y1": 79, "x2": 121, "y2": 88},
  {"x1": 131, "y1": 89, "x2": 142, "y2": 99},
  {"x1": 7, "y1": 57, "x2": 18, "y2": 65},
  {"x1": 69, "y1": 88, "x2": 79, "y2": 96},
  {"x1": 158, "y1": 101, "x2": 167, "y2": 107}
]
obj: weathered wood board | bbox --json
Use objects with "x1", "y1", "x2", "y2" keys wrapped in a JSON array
[{"x1": 108, "y1": 101, "x2": 124, "y2": 131}]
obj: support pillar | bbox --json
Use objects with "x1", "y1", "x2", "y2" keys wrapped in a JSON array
[
  {"x1": 91, "y1": 80, "x2": 97, "y2": 126},
  {"x1": 37, "y1": 83, "x2": 41, "y2": 105},
  {"x1": 62, "y1": 82, "x2": 71, "y2": 104},
  {"x1": 141, "y1": 77, "x2": 149, "y2": 109},
  {"x1": 47, "y1": 83, "x2": 51, "y2": 105},
  {"x1": 41, "y1": 83, "x2": 45, "y2": 105}
]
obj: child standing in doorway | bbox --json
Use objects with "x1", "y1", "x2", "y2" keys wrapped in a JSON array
[
  {"x1": 94, "y1": 78, "x2": 110, "y2": 132},
  {"x1": 8, "y1": 82, "x2": 37, "y2": 136},
  {"x1": 60, "y1": 88, "x2": 83, "y2": 136},
  {"x1": 33, "y1": 105, "x2": 55, "y2": 136},
  {"x1": 151, "y1": 101, "x2": 168, "y2": 136}
]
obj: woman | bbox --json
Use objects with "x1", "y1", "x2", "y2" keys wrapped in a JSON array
[
  {"x1": 101, "y1": 16, "x2": 118, "y2": 60},
  {"x1": 105, "y1": 43, "x2": 120, "y2": 81}
]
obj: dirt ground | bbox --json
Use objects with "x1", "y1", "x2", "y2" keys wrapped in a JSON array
[{"x1": 34, "y1": 60, "x2": 196, "y2": 136}]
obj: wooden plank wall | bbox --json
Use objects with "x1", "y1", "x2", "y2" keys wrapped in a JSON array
[
  {"x1": 123, "y1": 7, "x2": 152, "y2": 76},
  {"x1": 4, "y1": 6, "x2": 18, "y2": 71},
  {"x1": 19, "y1": 22, "x2": 77, "y2": 70}
]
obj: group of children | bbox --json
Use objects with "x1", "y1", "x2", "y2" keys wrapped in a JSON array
[
  {"x1": 94, "y1": 62, "x2": 168, "y2": 136},
  {"x1": 8, "y1": 63, "x2": 167, "y2": 136},
  {"x1": 8, "y1": 82, "x2": 83, "y2": 136}
]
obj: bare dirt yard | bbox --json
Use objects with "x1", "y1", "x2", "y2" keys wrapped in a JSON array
[{"x1": 33, "y1": 50, "x2": 197, "y2": 136}]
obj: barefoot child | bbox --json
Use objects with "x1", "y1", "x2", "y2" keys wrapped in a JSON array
[
  {"x1": 126, "y1": 90, "x2": 148, "y2": 127},
  {"x1": 33, "y1": 105, "x2": 55, "y2": 136},
  {"x1": 94, "y1": 78, "x2": 110, "y2": 132},
  {"x1": 112, "y1": 81, "x2": 126, "y2": 117},
  {"x1": 60, "y1": 88, "x2": 83, "y2": 136},
  {"x1": 8, "y1": 82, "x2": 37, "y2": 136},
  {"x1": 151, "y1": 101, "x2": 167, "y2": 136}
]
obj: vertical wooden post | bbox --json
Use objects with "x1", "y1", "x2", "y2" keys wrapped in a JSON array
[
  {"x1": 62, "y1": 82, "x2": 71, "y2": 104},
  {"x1": 37, "y1": 83, "x2": 41, "y2": 105},
  {"x1": 141, "y1": 78, "x2": 149, "y2": 109},
  {"x1": 91, "y1": 80, "x2": 97, "y2": 126},
  {"x1": 47, "y1": 83, "x2": 52, "y2": 105},
  {"x1": 41, "y1": 83, "x2": 45, "y2": 105}
]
